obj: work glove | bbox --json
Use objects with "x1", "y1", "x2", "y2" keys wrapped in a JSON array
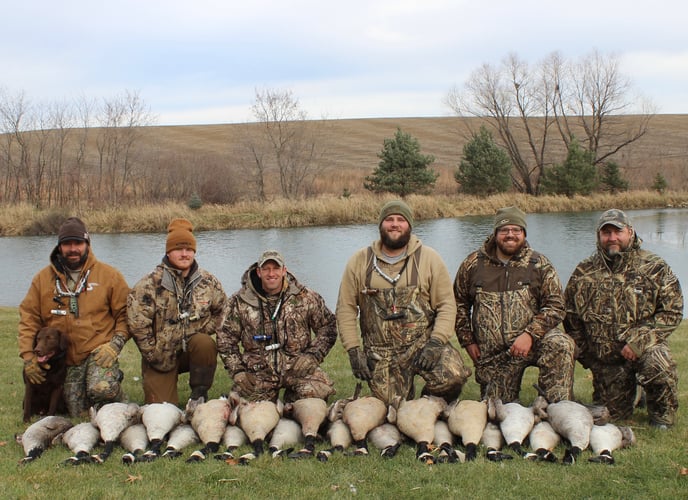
[
  {"x1": 289, "y1": 353, "x2": 319, "y2": 378},
  {"x1": 415, "y1": 337, "x2": 445, "y2": 371},
  {"x1": 24, "y1": 356, "x2": 47, "y2": 385},
  {"x1": 92, "y1": 334, "x2": 126, "y2": 368},
  {"x1": 347, "y1": 347, "x2": 372, "y2": 381},
  {"x1": 233, "y1": 371, "x2": 258, "y2": 395}
]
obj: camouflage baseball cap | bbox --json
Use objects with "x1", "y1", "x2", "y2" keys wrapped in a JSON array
[
  {"x1": 258, "y1": 250, "x2": 285, "y2": 267},
  {"x1": 597, "y1": 209, "x2": 632, "y2": 231}
]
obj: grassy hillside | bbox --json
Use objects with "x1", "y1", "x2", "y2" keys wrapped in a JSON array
[
  {"x1": 138, "y1": 114, "x2": 688, "y2": 194},
  {"x1": 2, "y1": 306, "x2": 687, "y2": 498}
]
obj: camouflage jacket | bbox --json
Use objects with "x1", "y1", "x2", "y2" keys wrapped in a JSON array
[
  {"x1": 127, "y1": 258, "x2": 228, "y2": 372},
  {"x1": 218, "y1": 264, "x2": 337, "y2": 377},
  {"x1": 564, "y1": 236, "x2": 684, "y2": 361},
  {"x1": 453, "y1": 236, "x2": 565, "y2": 353}
]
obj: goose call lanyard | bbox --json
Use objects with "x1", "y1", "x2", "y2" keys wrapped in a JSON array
[
  {"x1": 54, "y1": 269, "x2": 91, "y2": 318},
  {"x1": 372, "y1": 254, "x2": 410, "y2": 318},
  {"x1": 258, "y1": 290, "x2": 285, "y2": 353}
]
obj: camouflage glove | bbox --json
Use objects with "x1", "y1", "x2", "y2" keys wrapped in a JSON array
[
  {"x1": 289, "y1": 353, "x2": 319, "y2": 378},
  {"x1": 233, "y1": 371, "x2": 258, "y2": 395},
  {"x1": 92, "y1": 334, "x2": 126, "y2": 368},
  {"x1": 24, "y1": 356, "x2": 47, "y2": 384},
  {"x1": 415, "y1": 338, "x2": 444, "y2": 371},
  {"x1": 347, "y1": 347, "x2": 372, "y2": 381}
]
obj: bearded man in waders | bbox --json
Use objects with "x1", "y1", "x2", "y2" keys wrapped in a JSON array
[{"x1": 337, "y1": 200, "x2": 471, "y2": 405}]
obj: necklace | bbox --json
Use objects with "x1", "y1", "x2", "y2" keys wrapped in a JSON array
[{"x1": 372, "y1": 255, "x2": 409, "y2": 285}]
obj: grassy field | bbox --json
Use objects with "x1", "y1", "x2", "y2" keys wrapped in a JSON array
[{"x1": 2, "y1": 306, "x2": 687, "y2": 499}]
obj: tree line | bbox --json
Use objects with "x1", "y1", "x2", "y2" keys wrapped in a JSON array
[{"x1": 1, "y1": 50, "x2": 659, "y2": 209}]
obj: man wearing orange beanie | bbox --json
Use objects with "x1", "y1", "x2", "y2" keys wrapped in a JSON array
[{"x1": 128, "y1": 218, "x2": 228, "y2": 409}]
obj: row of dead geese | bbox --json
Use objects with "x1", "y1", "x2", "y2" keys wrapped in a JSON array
[{"x1": 16, "y1": 386, "x2": 636, "y2": 466}]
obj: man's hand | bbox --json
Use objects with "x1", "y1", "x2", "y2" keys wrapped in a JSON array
[
  {"x1": 92, "y1": 343, "x2": 118, "y2": 368},
  {"x1": 465, "y1": 343, "x2": 481, "y2": 363},
  {"x1": 92, "y1": 334, "x2": 126, "y2": 368},
  {"x1": 347, "y1": 347, "x2": 372, "y2": 381},
  {"x1": 509, "y1": 332, "x2": 533, "y2": 358},
  {"x1": 233, "y1": 371, "x2": 258, "y2": 394},
  {"x1": 415, "y1": 337, "x2": 444, "y2": 371},
  {"x1": 289, "y1": 354, "x2": 319, "y2": 378},
  {"x1": 621, "y1": 344, "x2": 638, "y2": 362},
  {"x1": 24, "y1": 356, "x2": 47, "y2": 384}
]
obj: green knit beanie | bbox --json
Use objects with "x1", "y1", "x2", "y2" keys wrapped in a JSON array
[
  {"x1": 493, "y1": 206, "x2": 527, "y2": 233},
  {"x1": 378, "y1": 200, "x2": 414, "y2": 229}
]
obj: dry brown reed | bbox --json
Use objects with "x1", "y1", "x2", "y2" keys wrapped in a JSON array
[{"x1": 2, "y1": 190, "x2": 688, "y2": 237}]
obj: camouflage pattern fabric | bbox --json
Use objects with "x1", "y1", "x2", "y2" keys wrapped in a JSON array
[
  {"x1": 232, "y1": 367, "x2": 335, "y2": 402},
  {"x1": 454, "y1": 237, "x2": 572, "y2": 403},
  {"x1": 565, "y1": 236, "x2": 683, "y2": 424},
  {"x1": 64, "y1": 355, "x2": 124, "y2": 417},
  {"x1": 218, "y1": 266, "x2": 337, "y2": 402},
  {"x1": 360, "y1": 285, "x2": 470, "y2": 405},
  {"x1": 474, "y1": 328, "x2": 574, "y2": 402},
  {"x1": 128, "y1": 260, "x2": 228, "y2": 373}
]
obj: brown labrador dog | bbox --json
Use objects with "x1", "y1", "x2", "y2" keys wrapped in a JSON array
[{"x1": 23, "y1": 327, "x2": 69, "y2": 422}]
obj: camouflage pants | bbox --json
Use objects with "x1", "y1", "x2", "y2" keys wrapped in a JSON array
[
  {"x1": 232, "y1": 366, "x2": 336, "y2": 403},
  {"x1": 366, "y1": 340, "x2": 471, "y2": 406},
  {"x1": 64, "y1": 354, "x2": 125, "y2": 417},
  {"x1": 589, "y1": 343, "x2": 678, "y2": 425},
  {"x1": 475, "y1": 328, "x2": 575, "y2": 403}
]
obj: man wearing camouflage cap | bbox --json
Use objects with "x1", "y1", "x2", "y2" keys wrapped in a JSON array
[
  {"x1": 218, "y1": 250, "x2": 337, "y2": 407},
  {"x1": 337, "y1": 200, "x2": 471, "y2": 406},
  {"x1": 454, "y1": 206, "x2": 575, "y2": 404},
  {"x1": 564, "y1": 209, "x2": 683, "y2": 429}
]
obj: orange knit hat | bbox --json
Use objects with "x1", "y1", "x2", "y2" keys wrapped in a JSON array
[{"x1": 166, "y1": 218, "x2": 196, "y2": 253}]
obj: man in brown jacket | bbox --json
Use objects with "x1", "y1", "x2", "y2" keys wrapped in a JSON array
[
  {"x1": 19, "y1": 217, "x2": 130, "y2": 418},
  {"x1": 337, "y1": 200, "x2": 471, "y2": 405}
]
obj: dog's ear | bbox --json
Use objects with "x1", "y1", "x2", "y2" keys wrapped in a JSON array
[{"x1": 58, "y1": 330, "x2": 70, "y2": 351}]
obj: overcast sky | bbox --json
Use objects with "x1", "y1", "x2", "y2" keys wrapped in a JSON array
[{"x1": 3, "y1": 0, "x2": 687, "y2": 125}]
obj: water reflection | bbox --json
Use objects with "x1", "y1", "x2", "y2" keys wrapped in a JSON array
[{"x1": 4, "y1": 208, "x2": 687, "y2": 317}]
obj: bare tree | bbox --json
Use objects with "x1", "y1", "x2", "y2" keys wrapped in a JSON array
[
  {"x1": 446, "y1": 50, "x2": 653, "y2": 194},
  {"x1": 95, "y1": 90, "x2": 155, "y2": 204},
  {"x1": 246, "y1": 88, "x2": 327, "y2": 200}
]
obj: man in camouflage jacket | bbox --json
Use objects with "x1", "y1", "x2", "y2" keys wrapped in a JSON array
[
  {"x1": 128, "y1": 219, "x2": 228, "y2": 405},
  {"x1": 454, "y1": 206, "x2": 575, "y2": 403},
  {"x1": 564, "y1": 209, "x2": 684, "y2": 427},
  {"x1": 218, "y1": 250, "x2": 337, "y2": 402}
]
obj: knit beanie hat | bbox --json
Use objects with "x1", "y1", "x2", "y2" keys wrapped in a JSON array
[
  {"x1": 493, "y1": 206, "x2": 527, "y2": 233},
  {"x1": 58, "y1": 217, "x2": 90, "y2": 244},
  {"x1": 166, "y1": 218, "x2": 197, "y2": 253},
  {"x1": 378, "y1": 200, "x2": 414, "y2": 229}
]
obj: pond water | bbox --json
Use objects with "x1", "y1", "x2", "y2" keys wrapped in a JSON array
[{"x1": 3, "y1": 208, "x2": 687, "y2": 316}]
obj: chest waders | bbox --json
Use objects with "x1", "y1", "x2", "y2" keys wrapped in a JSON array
[
  {"x1": 359, "y1": 247, "x2": 435, "y2": 403},
  {"x1": 470, "y1": 253, "x2": 539, "y2": 359}
]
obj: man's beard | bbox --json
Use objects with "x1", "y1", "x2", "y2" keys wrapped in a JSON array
[
  {"x1": 380, "y1": 227, "x2": 411, "y2": 250},
  {"x1": 496, "y1": 238, "x2": 523, "y2": 257},
  {"x1": 62, "y1": 250, "x2": 88, "y2": 270}
]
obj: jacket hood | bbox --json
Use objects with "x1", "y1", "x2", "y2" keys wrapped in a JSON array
[
  {"x1": 50, "y1": 244, "x2": 97, "y2": 276},
  {"x1": 595, "y1": 231, "x2": 642, "y2": 269}
]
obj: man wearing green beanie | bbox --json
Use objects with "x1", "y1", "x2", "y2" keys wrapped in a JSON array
[
  {"x1": 453, "y1": 206, "x2": 575, "y2": 407},
  {"x1": 337, "y1": 200, "x2": 471, "y2": 411}
]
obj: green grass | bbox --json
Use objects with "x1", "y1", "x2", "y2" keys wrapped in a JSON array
[{"x1": 2, "y1": 306, "x2": 687, "y2": 499}]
